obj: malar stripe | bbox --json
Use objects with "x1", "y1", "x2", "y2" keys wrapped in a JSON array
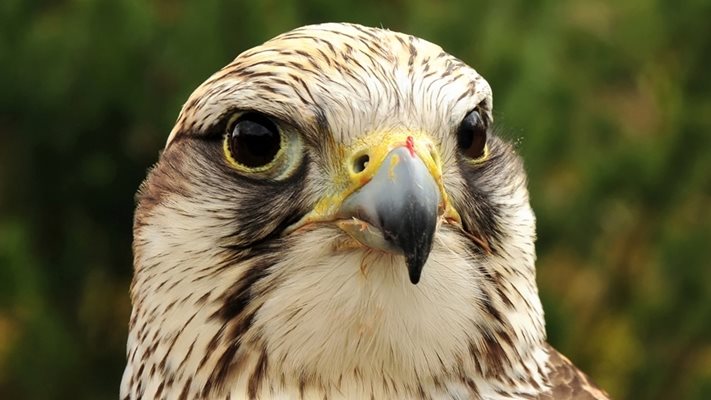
[
  {"x1": 222, "y1": 206, "x2": 306, "y2": 254},
  {"x1": 211, "y1": 266, "x2": 267, "y2": 323}
]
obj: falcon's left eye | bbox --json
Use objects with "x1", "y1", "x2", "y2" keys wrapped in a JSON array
[
  {"x1": 222, "y1": 112, "x2": 303, "y2": 178},
  {"x1": 225, "y1": 112, "x2": 284, "y2": 171}
]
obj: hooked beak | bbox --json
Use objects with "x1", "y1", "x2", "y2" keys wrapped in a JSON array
[{"x1": 285, "y1": 133, "x2": 460, "y2": 284}]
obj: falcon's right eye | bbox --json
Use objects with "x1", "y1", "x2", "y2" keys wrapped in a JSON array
[
  {"x1": 224, "y1": 112, "x2": 284, "y2": 171},
  {"x1": 456, "y1": 108, "x2": 489, "y2": 162}
]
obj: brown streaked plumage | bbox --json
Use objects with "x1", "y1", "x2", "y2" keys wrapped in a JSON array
[
  {"x1": 538, "y1": 345, "x2": 609, "y2": 400},
  {"x1": 122, "y1": 23, "x2": 609, "y2": 399}
]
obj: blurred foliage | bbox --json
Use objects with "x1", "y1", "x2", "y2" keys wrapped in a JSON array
[{"x1": 0, "y1": 0, "x2": 709, "y2": 399}]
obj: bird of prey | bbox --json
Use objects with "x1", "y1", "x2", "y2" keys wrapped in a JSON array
[{"x1": 121, "y1": 23, "x2": 609, "y2": 400}]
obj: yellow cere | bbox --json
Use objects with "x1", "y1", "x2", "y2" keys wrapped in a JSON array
[{"x1": 288, "y1": 131, "x2": 462, "y2": 233}]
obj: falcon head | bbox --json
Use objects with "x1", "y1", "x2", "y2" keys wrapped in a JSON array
[{"x1": 123, "y1": 23, "x2": 604, "y2": 399}]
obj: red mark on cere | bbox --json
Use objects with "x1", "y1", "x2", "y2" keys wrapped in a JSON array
[{"x1": 405, "y1": 136, "x2": 415, "y2": 156}]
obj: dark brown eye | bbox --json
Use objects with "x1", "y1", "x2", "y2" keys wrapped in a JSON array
[
  {"x1": 457, "y1": 108, "x2": 488, "y2": 160},
  {"x1": 226, "y1": 113, "x2": 282, "y2": 169}
]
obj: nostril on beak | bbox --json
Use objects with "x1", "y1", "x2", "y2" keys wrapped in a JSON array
[{"x1": 353, "y1": 153, "x2": 370, "y2": 173}]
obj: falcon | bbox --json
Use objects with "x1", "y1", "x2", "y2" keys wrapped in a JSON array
[{"x1": 121, "y1": 23, "x2": 610, "y2": 399}]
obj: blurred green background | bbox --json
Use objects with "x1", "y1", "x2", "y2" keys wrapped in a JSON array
[{"x1": 1, "y1": 0, "x2": 709, "y2": 399}]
